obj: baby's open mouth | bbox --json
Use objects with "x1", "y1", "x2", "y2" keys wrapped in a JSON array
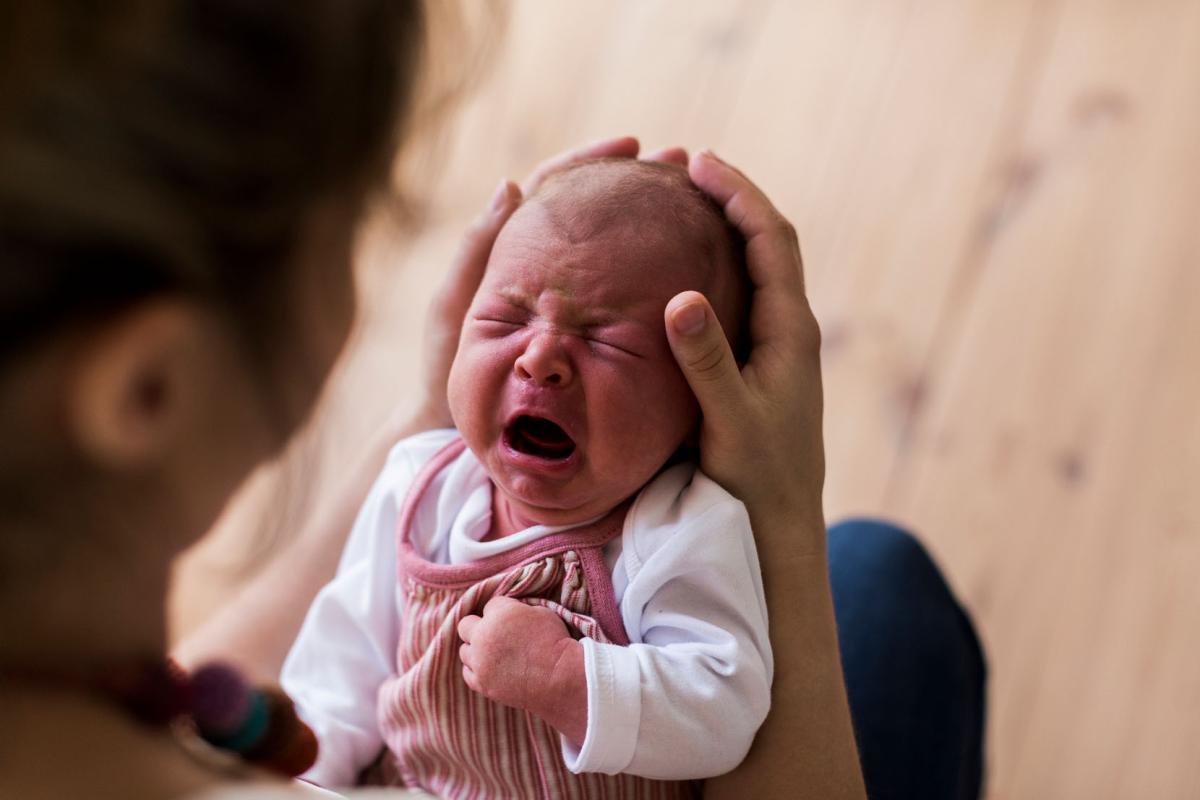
[{"x1": 505, "y1": 415, "x2": 576, "y2": 460}]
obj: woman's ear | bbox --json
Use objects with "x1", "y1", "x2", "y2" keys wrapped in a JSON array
[{"x1": 66, "y1": 300, "x2": 211, "y2": 469}]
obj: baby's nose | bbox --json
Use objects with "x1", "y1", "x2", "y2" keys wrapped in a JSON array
[{"x1": 514, "y1": 334, "x2": 573, "y2": 387}]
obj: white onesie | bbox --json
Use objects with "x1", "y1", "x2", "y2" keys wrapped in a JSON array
[{"x1": 282, "y1": 429, "x2": 772, "y2": 787}]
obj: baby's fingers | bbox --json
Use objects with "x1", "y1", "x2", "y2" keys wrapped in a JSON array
[
  {"x1": 462, "y1": 662, "x2": 482, "y2": 694},
  {"x1": 457, "y1": 614, "x2": 481, "y2": 643},
  {"x1": 481, "y1": 595, "x2": 523, "y2": 617}
]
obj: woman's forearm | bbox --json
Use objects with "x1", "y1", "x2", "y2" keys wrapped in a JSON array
[
  {"x1": 705, "y1": 505, "x2": 867, "y2": 800},
  {"x1": 172, "y1": 408, "x2": 440, "y2": 682}
]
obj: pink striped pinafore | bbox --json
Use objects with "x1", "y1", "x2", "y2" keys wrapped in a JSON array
[{"x1": 373, "y1": 438, "x2": 695, "y2": 799}]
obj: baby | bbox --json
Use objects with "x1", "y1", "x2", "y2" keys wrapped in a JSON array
[{"x1": 282, "y1": 160, "x2": 772, "y2": 798}]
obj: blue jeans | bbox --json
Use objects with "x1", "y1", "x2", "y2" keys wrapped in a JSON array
[{"x1": 828, "y1": 519, "x2": 987, "y2": 800}]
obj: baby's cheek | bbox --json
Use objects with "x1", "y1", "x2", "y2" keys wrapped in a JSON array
[
  {"x1": 595, "y1": 366, "x2": 696, "y2": 458},
  {"x1": 642, "y1": 355, "x2": 699, "y2": 422},
  {"x1": 449, "y1": 342, "x2": 508, "y2": 438}
]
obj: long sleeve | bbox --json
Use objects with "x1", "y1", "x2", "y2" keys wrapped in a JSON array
[
  {"x1": 562, "y1": 469, "x2": 774, "y2": 780},
  {"x1": 281, "y1": 430, "x2": 456, "y2": 787}
]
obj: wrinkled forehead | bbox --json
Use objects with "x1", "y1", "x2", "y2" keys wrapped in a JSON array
[
  {"x1": 480, "y1": 159, "x2": 746, "y2": 343},
  {"x1": 483, "y1": 199, "x2": 713, "y2": 302}
]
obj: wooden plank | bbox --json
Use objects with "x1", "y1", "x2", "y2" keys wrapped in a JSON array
[
  {"x1": 888, "y1": 1, "x2": 1200, "y2": 797},
  {"x1": 594, "y1": 0, "x2": 1055, "y2": 532}
]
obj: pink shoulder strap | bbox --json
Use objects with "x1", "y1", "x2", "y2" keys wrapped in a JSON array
[
  {"x1": 395, "y1": 436, "x2": 468, "y2": 554},
  {"x1": 395, "y1": 435, "x2": 632, "y2": 644}
]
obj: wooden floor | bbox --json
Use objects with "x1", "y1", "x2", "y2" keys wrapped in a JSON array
[{"x1": 172, "y1": 2, "x2": 1200, "y2": 797}]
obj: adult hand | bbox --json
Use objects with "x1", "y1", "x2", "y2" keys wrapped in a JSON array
[
  {"x1": 673, "y1": 154, "x2": 866, "y2": 800},
  {"x1": 410, "y1": 136, "x2": 688, "y2": 431},
  {"x1": 664, "y1": 150, "x2": 825, "y2": 546}
]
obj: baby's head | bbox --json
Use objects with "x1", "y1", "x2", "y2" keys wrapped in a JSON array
[{"x1": 448, "y1": 159, "x2": 747, "y2": 527}]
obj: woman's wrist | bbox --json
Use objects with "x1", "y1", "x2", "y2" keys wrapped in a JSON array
[{"x1": 743, "y1": 488, "x2": 827, "y2": 561}]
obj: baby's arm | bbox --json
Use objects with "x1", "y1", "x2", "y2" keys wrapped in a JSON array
[{"x1": 572, "y1": 486, "x2": 773, "y2": 779}]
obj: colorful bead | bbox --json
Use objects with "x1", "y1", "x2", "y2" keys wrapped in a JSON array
[
  {"x1": 191, "y1": 662, "x2": 251, "y2": 736},
  {"x1": 204, "y1": 689, "x2": 269, "y2": 753},
  {"x1": 245, "y1": 686, "x2": 298, "y2": 760},
  {"x1": 186, "y1": 666, "x2": 318, "y2": 777}
]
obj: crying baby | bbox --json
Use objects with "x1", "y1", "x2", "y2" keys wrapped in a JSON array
[{"x1": 283, "y1": 159, "x2": 773, "y2": 799}]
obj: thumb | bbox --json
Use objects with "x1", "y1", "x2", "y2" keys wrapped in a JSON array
[
  {"x1": 664, "y1": 291, "x2": 746, "y2": 420},
  {"x1": 437, "y1": 179, "x2": 521, "y2": 318}
]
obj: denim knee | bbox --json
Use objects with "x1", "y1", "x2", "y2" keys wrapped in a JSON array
[
  {"x1": 828, "y1": 518, "x2": 942, "y2": 592},
  {"x1": 827, "y1": 517, "x2": 985, "y2": 681},
  {"x1": 827, "y1": 518, "x2": 987, "y2": 800}
]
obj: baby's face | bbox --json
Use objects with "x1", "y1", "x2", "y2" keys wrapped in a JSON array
[{"x1": 448, "y1": 202, "x2": 704, "y2": 527}]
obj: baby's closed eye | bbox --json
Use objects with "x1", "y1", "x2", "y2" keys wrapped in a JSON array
[
  {"x1": 473, "y1": 308, "x2": 528, "y2": 335},
  {"x1": 580, "y1": 326, "x2": 648, "y2": 359},
  {"x1": 475, "y1": 316, "x2": 523, "y2": 328}
]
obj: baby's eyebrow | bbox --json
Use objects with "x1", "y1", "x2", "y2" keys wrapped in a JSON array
[
  {"x1": 491, "y1": 286, "x2": 531, "y2": 305},
  {"x1": 579, "y1": 312, "x2": 628, "y2": 328}
]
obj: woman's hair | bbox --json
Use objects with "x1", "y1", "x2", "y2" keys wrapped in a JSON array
[{"x1": 0, "y1": 0, "x2": 425, "y2": 367}]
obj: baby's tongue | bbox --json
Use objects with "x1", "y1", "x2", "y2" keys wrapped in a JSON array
[
  {"x1": 523, "y1": 418, "x2": 569, "y2": 448},
  {"x1": 515, "y1": 416, "x2": 575, "y2": 457}
]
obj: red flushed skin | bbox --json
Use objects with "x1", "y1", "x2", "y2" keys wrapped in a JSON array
[{"x1": 447, "y1": 202, "x2": 707, "y2": 538}]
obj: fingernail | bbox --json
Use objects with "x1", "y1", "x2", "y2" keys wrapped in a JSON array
[
  {"x1": 672, "y1": 302, "x2": 707, "y2": 336},
  {"x1": 490, "y1": 179, "x2": 511, "y2": 213},
  {"x1": 700, "y1": 149, "x2": 726, "y2": 165}
]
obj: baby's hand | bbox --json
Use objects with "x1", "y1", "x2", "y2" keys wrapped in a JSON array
[{"x1": 457, "y1": 596, "x2": 587, "y2": 746}]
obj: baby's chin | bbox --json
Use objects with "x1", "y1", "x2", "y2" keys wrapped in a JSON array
[
  {"x1": 492, "y1": 472, "x2": 624, "y2": 530},
  {"x1": 501, "y1": 486, "x2": 611, "y2": 526}
]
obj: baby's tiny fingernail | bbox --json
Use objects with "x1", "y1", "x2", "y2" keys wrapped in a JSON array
[
  {"x1": 490, "y1": 179, "x2": 512, "y2": 212},
  {"x1": 672, "y1": 302, "x2": 708, "y2": 336},
  {"x1": 700, "y1": 149, "x2": 726, "y2": 165}
]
